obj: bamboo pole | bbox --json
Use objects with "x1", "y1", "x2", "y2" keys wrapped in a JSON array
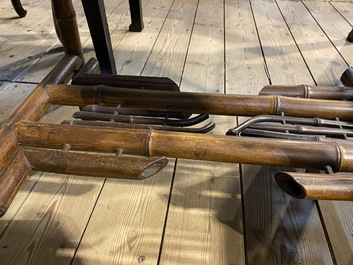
[
  {"x1": 275, "y1": 172, "x2": 353, "y2": 200},
  {"x1": 51, "y1": 0, "x2": 84, "y2": 62},
  {"x1": 0, "y1": 150, "x2": 31, "y2": 217},
  {"x1": 44, "y1": 84, "x2": 353, "y2": 121},
  {"x1": 260, "y1": 84, "x2": 353, "y2": 100},
  {"x1": 5, "y1": 55, "x2": 81, "y2": 125},
  {"x1": 0, "y1": 126, "x2": 20, "y2": 172},
  {"x1": 23, "y1": 147, "x2": 168, "y2": 180},
  {"x1": 12, "y1": 121, "x2": 353, "y2": 172}
]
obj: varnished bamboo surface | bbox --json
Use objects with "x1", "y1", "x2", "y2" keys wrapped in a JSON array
[{"x1": 2, "y1": 0, "x2": 353, "y2": 264}]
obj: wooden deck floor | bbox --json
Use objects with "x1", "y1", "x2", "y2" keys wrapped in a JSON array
[{"x1": 1, "y1": 0, "x2": 353, "y2": 264}]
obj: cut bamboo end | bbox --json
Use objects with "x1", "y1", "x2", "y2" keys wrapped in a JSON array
[
  {"x1": 275, "y1": 172, "x2": 307, "y2": 199},
  {"x1": 140, "y1": 158, "x2": 169, "y2": 179},
  {"x1": 275, "y1": 171, "x2": 353, "y2": 200},
  {"x1": 259, "y1": 84, "x2": 307, "y2": 97},
  {"x1": 23, "y1": 147, "x2": 168, "y2": 180}
]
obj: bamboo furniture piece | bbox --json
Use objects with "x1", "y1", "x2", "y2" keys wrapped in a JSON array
[{"x1": 2, "y1": 0, "x2": 353, "y2": 217}]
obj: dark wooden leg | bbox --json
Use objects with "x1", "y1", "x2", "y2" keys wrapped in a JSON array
[
  {"x1": 128, "y1": 0, "x2": 144, "y2": 32},
  {"x1": 81, "y1": 0, "x2": 117, "y2": 74},
  {"x1": 11, "y1": 0, "x2": 27, "y2": 18},
  {"x1": 347, "y1": 28, "x2": 353, "y2": 43}
]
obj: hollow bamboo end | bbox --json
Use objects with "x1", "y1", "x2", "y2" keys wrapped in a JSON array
[
  {"x1": 140, "y1": 157, "x2": 169, "y2": 179},
  {"x1": 275, "y1": 172, "x2": 307, "y2": 199},
  {"x1": 0, "y1": 208, "x2": 5, "y2": 217},
  {"x1": 341, "y1": 67, "x2": 353, "y2": 87}
]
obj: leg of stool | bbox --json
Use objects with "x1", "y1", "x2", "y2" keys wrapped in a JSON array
[{"x1": 128, "y1": 0, "x2": 144, "y2": 32}]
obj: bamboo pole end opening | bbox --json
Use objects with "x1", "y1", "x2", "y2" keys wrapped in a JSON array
[
  {"x1": 140, "y1": 157, "x2": 168, "y2": 179},
  {"x1": 275, "y1": 172, "x2": 306, "y2": 199}
]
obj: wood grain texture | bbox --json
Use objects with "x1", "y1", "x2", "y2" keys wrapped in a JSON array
[
  {"x1": 180, "y1": 0, "x2": 224, "y2": 94},
  {"x1": 142, "y1": 0, "x2": 199, "y2": 84},
  {"x1": 0, "y1": 0, "x2": 85, "y2": 82},
  {"x1": 318, "y1": 201, "x2": 353, "y2": 265},
  {"x1": 2, "y1": 0, "x2": 353, "y2": 264},
  {"x1": 0, "y1": 173, "x2": 103, "y2": 265},
  {"x1": 159, "y1": 0, "x2": 244, "y2": 263},
  {"x1": 241, "y1": 0, "x2": 334, "y2": 264},
  {"x1": 225, "y1": 0, "x2": 268, "y2": 95},
  {"x1": 277, "y1": 0, "x2": 347, "y2": 86},
  {"x1": 161, "y1": 159, "x2": 244, "y2": 265},
  {"x1": 0, "y1": 83, "x2": 36, "y2": 122},
  {"x1": 0, "y1": 83, "x2": 40, "y2": 232},
  {"x1": 251, "y1": 0, "x2": 312, "y2": 85},
  {"x1": 300, "y1": 2, "x2": 353, "y2": 264},
  {"x1": 71, "y1": 0, "x2": 185, "y2": 264},
  {"x1": 72, "y1": 161, "x2": 175, "y2": 265},
  {"x1": 304, "y1": 1, "x2": 353, "y2": 67},
  {"x1": 0, "y1": 104, "x2": 104, "y2": 265},
  {"x1": 114, "y1": 0, "x2": 175, "y2": 75}
]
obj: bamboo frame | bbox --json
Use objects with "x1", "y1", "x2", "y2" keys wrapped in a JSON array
[{"x1": 2, "y1": 0, "x2": 353, "y2": 217}]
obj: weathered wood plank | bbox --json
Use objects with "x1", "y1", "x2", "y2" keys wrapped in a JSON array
[
  {"x1": 241, "y1": 0, "x2": 334, "y2": 264},
  {"x1": 0, "y1": 83, "x2": 36, "y2": 122},
  {"x1": 304, "y1": 1, "x2": 353, "y2": 67},
  {"x1": 251, "y1": 0, "x2": 311, "y2": 85},
  {"x1": 142, "y1": 0, "x2": 199, "y2": 84},
  {"x1": 0, "y1": 83, "x2": 42, "y2": 235},
  {"x1": 180, "y1": 0, "x2": 224, "y2": 94},
  {"x1": 72, "y1": 163, "x2": 175, "y2": 265},
  {"x1": 332, "y1": 1, "x2": 353, "y2": 25},
  {"x1": 278, "y1": 0, "x2": 347, "y2": 85},
  {"x1": 0, "y1": 103, "x2": 104, "y2": 265},
  {"x1": 225, "y1": 0, "x2": 268, "y2": 95},
  {"x1": 114, "y1": 0, "x2": 175, "y2": 75},
  {"x1": 0, "y1": 0, "x2": 85, "y2": 82},
  {"x1": 296, "y1": 2, "x2": 353, "y2": 264},
  {"x1": 0, "y1": 173, "x2": 103, "y2": 265},
  {"x1": 14, "y1": 0, "x2": 92, "y2": 83},
  {"x1": 161, "y1": 159, "x2": 244, "y2": 265},
  {"x1": 71, "y1": 0, "x2": 180, "y2": 264},
  {"x1": 159, "y1": 0, "x2": 245, "y2": 263}
]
